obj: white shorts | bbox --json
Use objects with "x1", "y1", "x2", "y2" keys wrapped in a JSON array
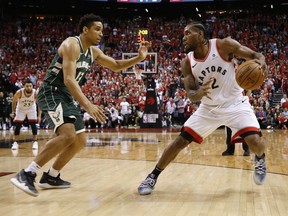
[
  {"x1": 182, "y1": 96, "x2": 260, "y2": 144},
  {"x1": 14, "y1": 108, "x2": 37, "y2": 123}
]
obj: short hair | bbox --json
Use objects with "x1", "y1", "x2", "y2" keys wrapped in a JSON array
[
  {"x1": 78, "y1": 13, "x2": 103, "y2": 33},
  {"x1": 24, "y1": 79, "x2": 33, "y2": 85},
  {"x1": 187, "y1": 20, "x2": 208, "y2": 40}
]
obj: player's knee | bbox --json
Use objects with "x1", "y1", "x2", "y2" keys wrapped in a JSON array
[
  {"x1": 76, "y1": 134, "x2": 87, "y2": 147},
  {"x1": 244, "y1": 134, "x2": 265, "y2": 154},
  {"x1": 172, "y1": 136, "x2": 190, "y2": 150},
  {"x1": 60, "y1": 131, "x2": 76, "y2": 145},
  {"x1": 245, "y1": 134, "x2": 261, "y2": 145}
]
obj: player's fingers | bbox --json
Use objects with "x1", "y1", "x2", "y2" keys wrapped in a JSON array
[
  {"x1": 203, "y1": 77, "x2": 214, "y2": 87},
  {"x1": 95, "y1": 105, "x2": 105, "y2": 111},
  {"x1": 93, "y1": 113, "x2": 106, "y2": 124},
  {"x1": 205, "y1": 94, "x2": 212, "y2": 100}
]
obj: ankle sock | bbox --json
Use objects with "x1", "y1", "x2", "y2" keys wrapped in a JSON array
[
  {"x1": 25, "y1": 161, "x2": 41, "y2": 174},
  {"x1": 150, "y1": 166, "x2": 163, "y2": 179},
  {"x1": 48, "y1": 167, "x2": 60, "y2": 177},
  {"x1": 256, "y1": 153, "x2": 265, "y2": 159}
]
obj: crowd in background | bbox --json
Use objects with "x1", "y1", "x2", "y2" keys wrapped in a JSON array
[{"x1": 0, "y1": 12, "x2": 288, "y2": 130}]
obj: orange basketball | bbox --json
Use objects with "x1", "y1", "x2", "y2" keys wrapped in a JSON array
[{"x1": 235, "y1": 60, "x2": 265, "y2": 90}]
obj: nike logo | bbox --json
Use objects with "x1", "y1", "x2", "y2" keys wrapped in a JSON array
[
  {"x1": 48, "y1": 179, "x2": 57, "y2": 184},
  {"x1": 242, "y1": 98, "x2": 247, "y2": 103},
  {"x1": 192, "y1": 63, "x2": 197, "y2": 68}
]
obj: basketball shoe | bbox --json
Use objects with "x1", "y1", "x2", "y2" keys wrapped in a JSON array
[
  {"x1": 32, "y1": 141, "x2": 38, "y2": 150},
  {"x1": 254, "y1": 154, "x2": 266, "y2": 185},
  {"x1": 138, "y1": 174, "x2": 157, "y2": 195},
  {"x1": 10, "y1": 169, "x2": 38, "y2": 197},
  {"x1": 11, "y1": 141, "x2": 19, "y2": 150},
  {"x1": 38, "y1": 172, "x2": 71, "y2": 189}
]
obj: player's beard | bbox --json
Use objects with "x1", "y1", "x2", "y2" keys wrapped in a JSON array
[
  {"x1": 184, "y1": 43, "x2": 197, "y2": 53},
  {"x1": 25, "y1": 89, "x2": 32, "y2": 94}
]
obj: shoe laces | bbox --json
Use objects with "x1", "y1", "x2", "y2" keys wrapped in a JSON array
[
  {"x1": 255, "y1": 158, "x2": 266, "y2": 175},
  {"x1": 140, "y1": 176, "x2": 156, "y2": 188}
]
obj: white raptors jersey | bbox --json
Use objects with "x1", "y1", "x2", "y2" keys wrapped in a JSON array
[
  {"x1": 16, "y1": 88, "x2": 37, "y2": 111},
  {"x1": 187, "y1": 39, "x2": 243, "y2": 106}
]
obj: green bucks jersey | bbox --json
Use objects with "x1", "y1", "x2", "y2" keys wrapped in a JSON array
[{"x1": 44, "y1": 36, "x2": 93, "y2": 87}]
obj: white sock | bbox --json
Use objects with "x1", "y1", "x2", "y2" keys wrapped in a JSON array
[
  {"x1": 25, "y1": 161, "x2": 41, "y2": 174},
  {"x1": 48, "y1": 167, "x2": 60, "y2": 177}
]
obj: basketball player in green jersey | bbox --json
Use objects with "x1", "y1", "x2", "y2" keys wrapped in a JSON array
[{"x1": 10, "y1": 13, "x2": 151, "y2": 197}]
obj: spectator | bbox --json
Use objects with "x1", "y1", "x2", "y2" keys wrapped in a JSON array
[
  {"x1": 255, "y1": 107, "x2": 267, "y2": 129},
  {"x1": 277, "y1": 113, "x2": 287, "y2": 129},
  {"x1": 165, "y1": 97, "x2": 177, "y2": 127},
  {"x1": 119, "y1": 97, "x2": 130, "y2": 128},
  {"x1": 176, "y1": 97, "x2": 185, "y2": 125},
  {"x1": 0, "y1": 91, "x2": 7, "y2": 130},
  {"x1": 281, "y1": 93, "x2": 288, "y2": 108}
]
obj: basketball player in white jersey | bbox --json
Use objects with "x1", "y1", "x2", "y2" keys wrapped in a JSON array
[
  {"x1": 10, "y1": 79, "x2": 41, "y2": 151},
  {"x1": 138, "y1": 21, "x2": 268, "y2": 195}
]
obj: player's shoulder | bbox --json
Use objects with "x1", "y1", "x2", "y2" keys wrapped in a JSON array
[
  {"x1": 14, "y1": 88, "x2": 22, "y2": 97},
  {"x1": 217, "y1": 37, "x2": 238, "y2": 47},
  {"x1": 59, "y1": 37, "x2": 81, "y2": 56}
]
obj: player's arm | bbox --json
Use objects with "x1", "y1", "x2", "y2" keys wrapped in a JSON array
[
  {"x1": 181, "y1": 58, "x2": 214, "y2": 102},
  {"x1": 218, "y1": 38, "x2": 267, "y2": 76},
  {"x1": 59, "y1": 38, "x2": 107, "y2": 123},
  {"x1": 92, "y1": 41, "x2": 151, "y2": 72},
  {"x1": 10, "y1": 90, "x2": 20, "y2": 117}
]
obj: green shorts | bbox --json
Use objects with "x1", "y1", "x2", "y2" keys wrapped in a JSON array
[{"x1": 37, "y1": 83, "x2": 85, "y2": 134}]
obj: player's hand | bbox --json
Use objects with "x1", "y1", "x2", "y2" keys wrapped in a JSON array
[
  {"x1": 86, "y1": 104, "x2": 107, "y2": 124},
  {"x1": 199, "y1": 77, "x2": 214, "y2": 100},
  {"x1": 255, "y1": 59, "x2": 268, "y2": 77},
  {"x1": 138, "y1": 41, "x2": 152, "y2": 60}
]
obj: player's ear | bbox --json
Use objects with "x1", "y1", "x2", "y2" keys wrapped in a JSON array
[{"x1": 83, "y1": 26, "x2": 89, "y2": 34}]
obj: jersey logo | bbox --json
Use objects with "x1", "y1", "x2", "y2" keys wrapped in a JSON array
[
  {"x1": 48, "y1": 103, "x2": 64, "y2": 126},
  {"x1": 147, "y1": 97, "x2": 155, "y2": 105},
  {"x1": 52, "y1": 111, "x2": 61, "y2": 122},
  {"x1": 192, "y1": 63, "x2": 197, "y2": 68}
]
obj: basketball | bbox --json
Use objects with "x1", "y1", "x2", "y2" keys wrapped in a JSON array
[{"x1": 235, "y1": 60, "x2": 265, "y2": 90}]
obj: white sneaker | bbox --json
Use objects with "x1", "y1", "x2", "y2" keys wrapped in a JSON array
[
  {"x1": 11, "y1": 142, "x2": 19, "y2": 150},
  {"x1": 11, "y1": 149, "x2": 18, "y2": 157},
  {"x1": 32, "y1": 149, "x2": 38, "y2": 156},
  {"x1": 32, "y1": 141, "x2": 38, "y2": 150}
]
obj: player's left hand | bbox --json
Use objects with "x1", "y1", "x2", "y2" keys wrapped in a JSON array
[
  {"x1": 138, "y1": 41, "x2": 152, "y2": 60},
  {"x1": 255, "y1": 59, "x2": 268, "y2": 77}
]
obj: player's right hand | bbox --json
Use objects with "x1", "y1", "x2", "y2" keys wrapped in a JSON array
[
  {"x1": 199, "y1": 77, "x2": 214, "y2": 100},
  {"x1": 86, "y1": 104, "x2": 107, "y2": 124}
]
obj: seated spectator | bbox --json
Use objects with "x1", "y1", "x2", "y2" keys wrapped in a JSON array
[
  {"x1": 281, "y1": 93, "x2": 288, "y2": 108},
  {"x1": 184, "y1": 100, "x2": 194, "y2": 121},
  {"x1": 255, "y1": 107, "x2": 267, "y2": 129},
  {"x1": 277, "y1": 113, "x2": 287, "y2": 130},
  {"x1": 109, "y1": 104, "x2": 120, "y2": 128},
  {"x1": 283, "y1": 107, "x2": 288, "y2": 119},
  {"x1": 165, "y1": 97, "x2": 177, "y2": 127}
]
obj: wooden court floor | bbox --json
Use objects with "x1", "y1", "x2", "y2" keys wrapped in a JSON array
[{"x1": 0, "y1": 128, "x2": 288, "y2": 216}]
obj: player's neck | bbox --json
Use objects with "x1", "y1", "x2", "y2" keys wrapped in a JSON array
[
  {"x1": 79, "y1": 35, "x2": 90, "y2": 52},
  {"x1": 24, "y1": 90, "x2": 32, "y2": 97},
  {"x1": 194, "y1": 41, "x2": 209, "y2": 60}
]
